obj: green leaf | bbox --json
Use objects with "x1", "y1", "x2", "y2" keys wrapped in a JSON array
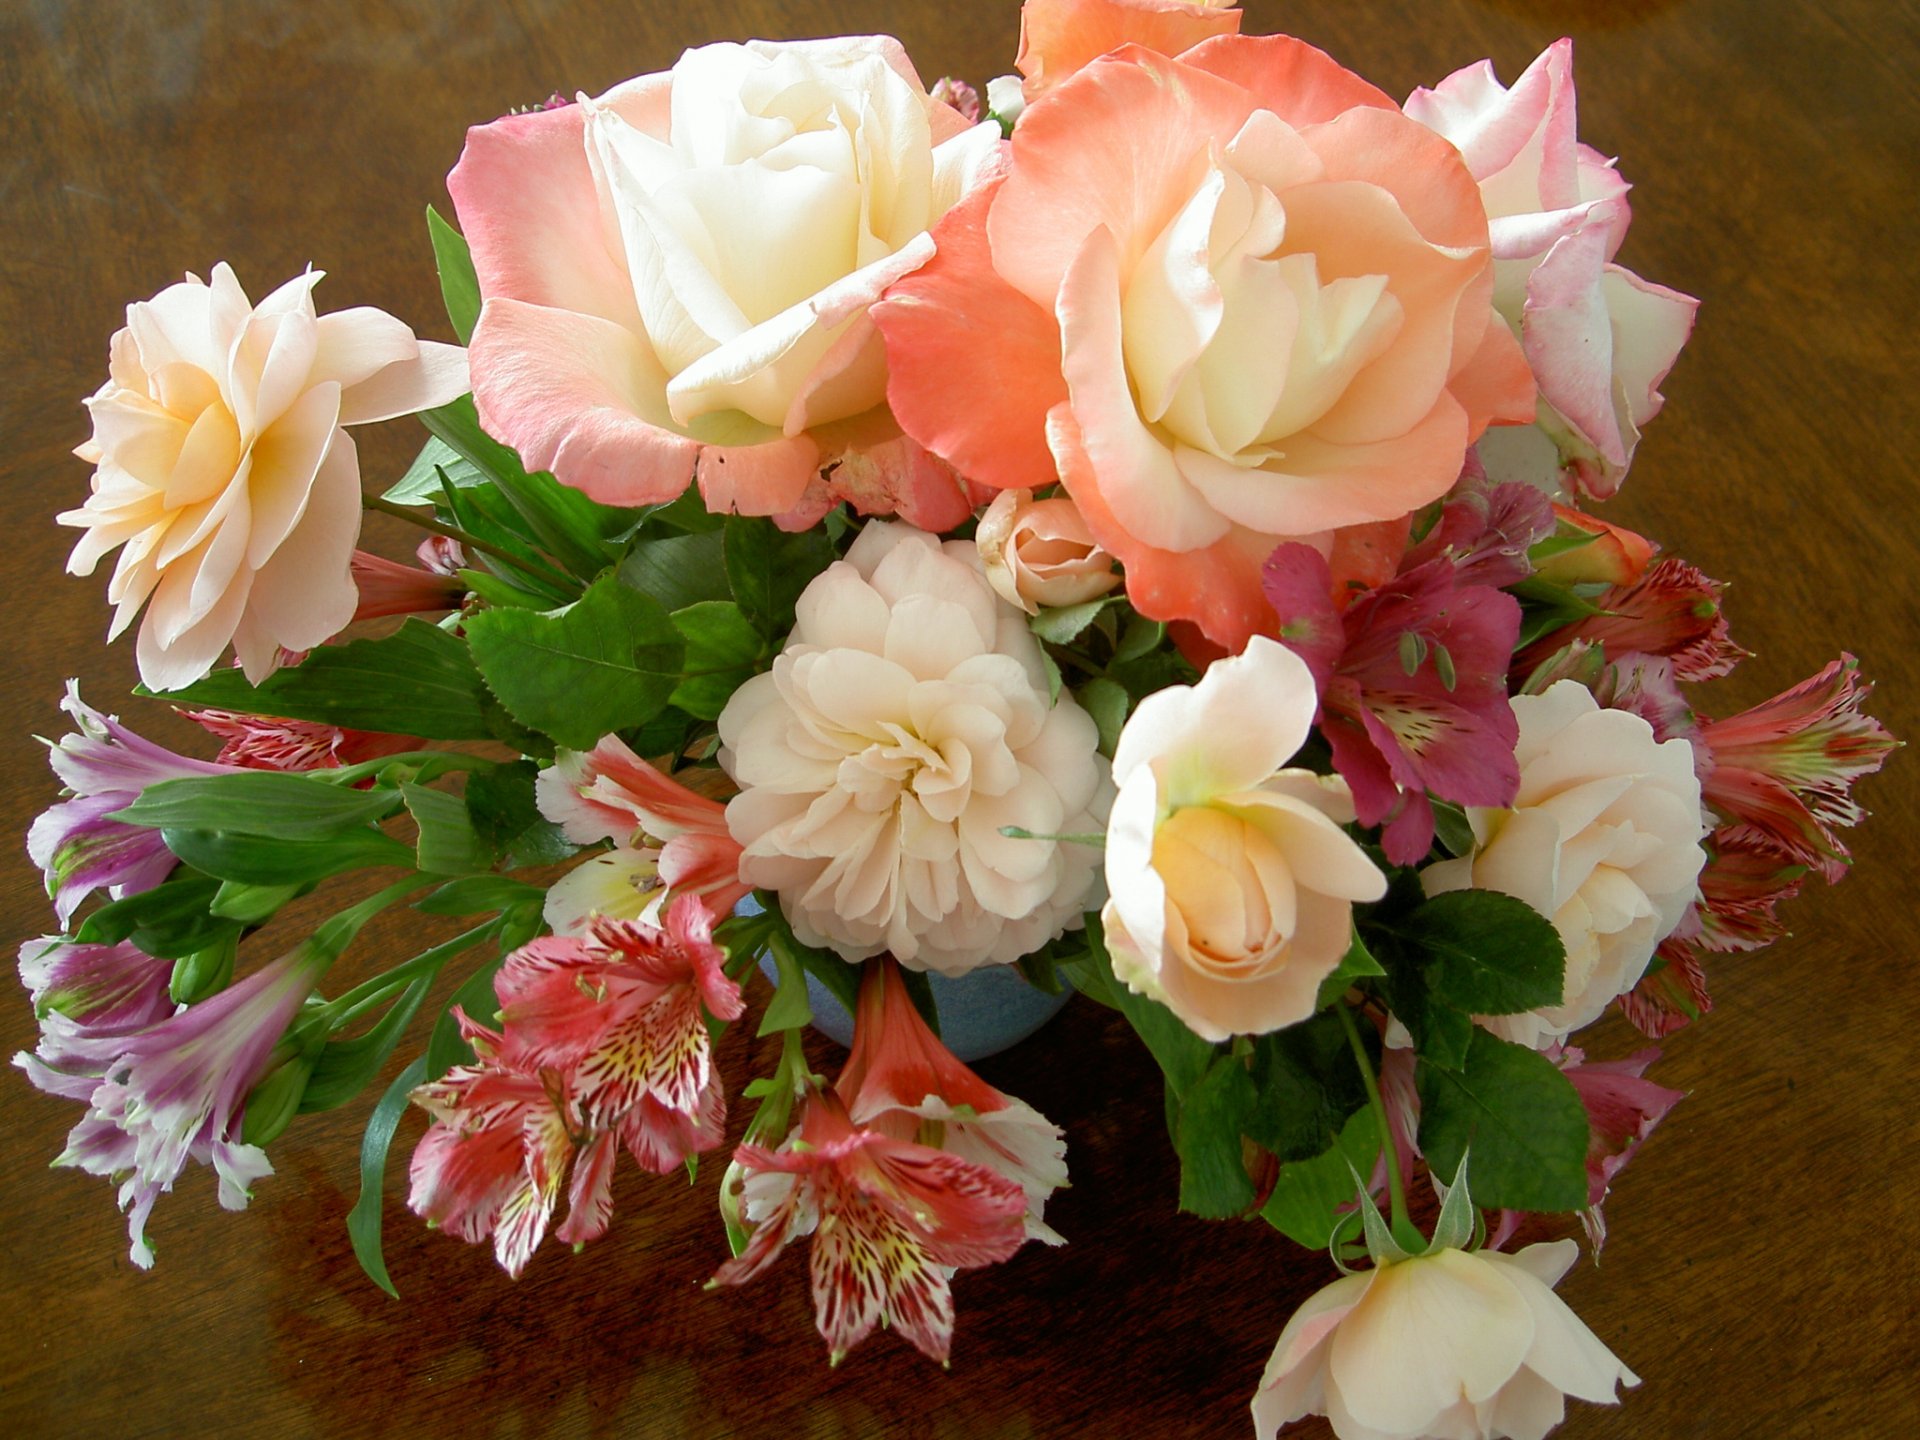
[
  {"x1": 1176, "y1": 1054, "x2": 1258, "y2": 1218},
  {"x1": 757, "y1": 930, "x2": 813, "y2": 1037},
  {"x1": 1029, "y1": 598, "x2": 1107, "y2": 645},
  {"x1": 1261, "y1": 1108, "x2": 1383, "y2": 1250},
  {"x1": 425, "y1": 956, "x2": 507, "y2": 1080},
  {"x1": 466, "y1": 573, "x2": 685, "y2": 749},
  {"x1": 209, "y1": 879, "x2": 303, "y2": 924},
  {"x1": 416, "y1": 874, "x2": 546, "y2": 918},
  {"x1": 670, "y1": 600, "x2": 765, "y2": 720},
  {"x1": 1315, "y1": 928, "x2": 1388, "y2": 1010},
  {"x1": 426, "y1": 205, "x2": 480, "y2": 344},
  {"x1": 619, "y1": 530, "x2": 733, "y2": 611},
  {"x1": 1403, "y1": 890, "x2": 1565, "y2": 1017},
  {"x1": 402, "y1": 784, "x2": 489, "y2": 876},
  {"x1": 1076, "y1": 677, "x2": 1129, "y2": 758},
  {"x1": 74, "y1": 872, "x2": 234, "y2": 958},
  {"x1": 1075, "y1": 915, "x2": 1216, "y2": 1100},
  {"x1": 1245, "y1": 1010, "x2": 1373, "y2": 1163},
  {"x1": 1430, "y1": 799, "x2": 1477, "y2": 859},
  {"x1": 348, "y1": 1053, "x2": 427, "y2": 1298},
  {"x1": 142, "y1": 619, "x2": 494, "y2": 740},
  {"x1": 1112, "y1": 613, "x2": 1165, "y2": 664},
  {"x1": 302, "y1": 975, "x2": 433, "y2": 1114},
  {"x1": 1417, "y1": 1028, "x2": 1590, "y2": 1213},
  {"x1": 116, "y1": 773, "x2": 401, "y2": 840},
  {"x1": 159, "y1": 826, "x2": 413, "y2": 886},
  {"x1": 385, "y1": 435, "x2": 486, "y2": 504},
  {"x1": 724, "y1": 518, "x2": 837, "y2": 640},
  {"x1": 462, "y1": 762, "x2": 574, "y2": 868}
]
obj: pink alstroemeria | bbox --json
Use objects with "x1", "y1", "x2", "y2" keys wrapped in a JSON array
[
  {"x1": 27, "y1": 682, "x2": 239, "y2": 925},
  {"x1": 711, "y1": 1086, "x2": 1028, "y2": 1365},
  {"x1": 838, "y1": 957, "x2": 1068, "y2": 1244},
  {"x1": 18, "y1": 935, "x2": 175, "y2": 1030},
  {"x1": 495, "y1": 898, "x2": 742, "y2": 1176},
  {"x1": 183, "y1": 707, "x2": 419, "y2": 774},
  {"x1": 406, "y1": 1010, "x2": 594, "y2": 1276},
  {"x1": 1556, "y1": 1045, "x2": 1684, "y2": 1252},
  {"x1": 536, "y1": 734, "x2": 749, "y2": 932},
  {"x1": 1695, "y1": 654, "x2": 1896, "y2": 884},
  {"x1": 348, "y1": 547, "x2": 466, "y2": 621},
  {"x1": 1518, "y1": 556, "x2": 1748, "y2": 683},
  {"x1": 15, "y1": 941, "x2": 326, "y2": 1268},
  {"x1": 1263, "y1": 509, "x2": 1529, "y2": 865}
]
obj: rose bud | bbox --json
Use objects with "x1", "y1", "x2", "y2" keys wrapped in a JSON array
[{"x1": 976, "y1": 489, "x2": 1120, "y2": 615}]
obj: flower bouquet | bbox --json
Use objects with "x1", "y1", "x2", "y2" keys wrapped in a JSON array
[{"x1": 18, "y1": 4, "x2": 1896, "y2": 1438}]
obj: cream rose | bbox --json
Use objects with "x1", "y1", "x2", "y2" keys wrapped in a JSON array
[
  {"x1": 975, "y1": 489, "x2": 1119, "y2": 614},
  {"x1": 450, "y1": 38, "x2": 1002, "y2": 517},
  {"x1": 61, "y1": 264, "x2": 468, "y2": 691},
  {"x1": 716, "y1": 522, "x2": 1111, "y2": 975},
  {"x1": 1422, "y1": 680, "x2": 1706, "y2": 1049},
  {"x1": 1253, "y1": 1239, "x2": 1638, "y2": 1440},
  {"x1": 1102, "y1": 636, "x2": 1385, "y2": 1041}
]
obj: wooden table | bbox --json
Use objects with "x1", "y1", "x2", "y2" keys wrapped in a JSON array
[{"x1": 3, "y1": 2, "x2": 1914, "y2": 1436}]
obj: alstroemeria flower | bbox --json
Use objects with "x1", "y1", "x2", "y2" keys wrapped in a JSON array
[
  {"x1": 711, "y1": 1087, "x2": 1028, "y2": 1365},
  {"x1": 61, "y1": 264, "x2": 468, "y2": 690},
  {"x1": 1407, "y1": 40, "x2": 1697, "y2": 501},
  {"x1": 183, "y1": 707, "x2": 418, "y2": 774},
  {"x1": 1556, "y1": 1045, "x2": 1683, "y2": 1252},
  {"x1": 1696, "y1": 654, "x2": 1895, "y2": 883},
  {"x1": 837, "y1": 956, "x2": 1068, "y2": 1244},
  {"x1": 1253, "y1": 1239, "x2": 1638, "y2": 1440},
  {"x1": 28, "y1": 682, "x2": 239, "y2": 925},
  {"x1": 449, "y1": 37, "x2": 1001, "y2": 519},
  {"x1": 495, "y1": 899, "x2": 741, "y2": 1175},
  {"x1": 18, "y1": 936, "x2": 175, "y2": 1031},
  {"x1": 407, "y1": 1010, "x2": 595, "y2": 1277},
  {"x1": 717, "y1": 523, "x2": 1111, "y2": 975},
  {"x1": 15, "y1": 941, "x2": 327, "y2": 1268},
  {"x1": 348, "y1": 547, "x2": 466, "y2": 620},
  {"x1": 1103, "y1": 636, "x2": 1387, "y2": 1041},
  {"x1": 1423, "y1": 681, "x2": 1706, "y2": 1050},
  {"x1": 876, "y1": 38, "x2": 1535, "y2": 651},
  {"x1": 536, "y1": 733, "x2": 749, "y2": 936},
  {"x1": 1014, "y1": 0, "x2": 1241, "y2": 100},
  {"x1": 1517, "y1": 556, "x2": 1747, "y2": 684}
]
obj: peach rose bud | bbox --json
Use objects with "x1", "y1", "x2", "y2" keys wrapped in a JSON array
[
  {"x1": 1531, "y1": 504, "x2": 1655, "y2": 587},
  {"x1": 976, "y1": 489, "x2": 1120, "y2": 615}
]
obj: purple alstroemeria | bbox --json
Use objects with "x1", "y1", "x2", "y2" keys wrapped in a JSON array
[
  {"x1": 15, "y1": 941, "x2": 326, "y2": 1269},
  {"x1": 18, "y1": 935, "x2": 175, "y2": 1030},
  {"x1": 26, "y1": 681, "x2": 238, "y2": 925}
]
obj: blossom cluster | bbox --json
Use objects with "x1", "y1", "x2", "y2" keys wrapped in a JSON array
[{"x1": 15, "y1": 4, "x2": 1894, "y2": 1439}]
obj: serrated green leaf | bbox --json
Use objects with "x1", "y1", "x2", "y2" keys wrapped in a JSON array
[
  {"x1": 159, "y1": 826, "x2": 413, "y2": 886},
  {"x1": 1112, "y1": 613, "x2": 1165, "y2": 664},
  {"x1": 724, "y1": 518, "x2": 837, "y2": 640},
  {"x1": 1260, "y1": 1107, "x2": 1381, "y2": 1250},
  {"x1": 670, "y1": 600, "x2": 764, "y2": 721},
  {"x1": 426, "y1": 204, "x2": 480, "y2": 344},
  {"x1": 1029, "y1": 598, "x2": 1107, "y2": 645},
  {"x1": 1246, "y1": 1010, "x2": 1372, "y2": 1162},
  {"x1": 1076, "y1": 677, "x2": 1129, "y2": 758},
  {"x1": 1176, "y1": 1054, "x2": 1258, "y2": 1218},
  {"x1": 117, "y1": 773, "x2": 401, "y2": 839},
  {"x1": 462, "y1": 762, "x2": 574, "y2": 869},
  {"x1": 348, "y1": 1053, "x2": 427, "y2": 1298},
  {"x1": 1038, "y1": 648, "x2": 1063, "y2": 705},
  {"x1": 385, "y1": 435, "x2": 486, "y2": 504},
  {"x1": 466, "y1": 574, "x2": 684, "y2": 749},
  {"x1": 620, "y1": 531, "x2": 733, "y2": 611},
  {"x1": 1417, "y1": 1028, "x2": 1590, "y2": 1213},
  {"x1": 1405, "y1": 890, "x2": 1565, "y2": 1017},
  {"x1": 1315, "y1": 928, "x2": 1388, "y2": 1010},
  {"x1": 141, "y1": 619, "x2": 494, "y2": 740}
]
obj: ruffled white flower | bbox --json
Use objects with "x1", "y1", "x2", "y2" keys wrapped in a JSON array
[{"x1": 717, "y1": 522, "x2": 1111, "y2": 974}]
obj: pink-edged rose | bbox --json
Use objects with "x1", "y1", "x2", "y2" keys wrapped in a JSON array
[
  {"x1": 877, "y1": 38, "x2": 1535, "y2": 652},
  {"x1": 1406, "y1": 41, "x2": 1697, "y2": 500},
  {"x1": 62, "y1": 265, "x2": 467, "y2": 690},
  {"x1": 449, "y1": 38, "x2": 1002, "y2": 521},
  {"x1": 1102, "y1": 636, "x2": 1386, "y2": 1041}
]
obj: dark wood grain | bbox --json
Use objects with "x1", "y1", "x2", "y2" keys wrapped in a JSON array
[{"x1": 2, "y1": 3, "x2": 1915, "y2": 1437}]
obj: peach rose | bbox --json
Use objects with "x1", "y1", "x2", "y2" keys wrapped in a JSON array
[
  {"x1": 1102, "y1": 636, "x2": 1385, "y2": 1041},
  {"x1": 1253, "y1": 1239, "x2": 1638, "y2": 1440},
  {"x1": 449, "y1": 38, "x2": 1001, "y2": 520},
  {"x1": 716, "y1": 522, "x2": 1111, "y2": 975},
  {"x1": 61, "y1": 264, "x2": 468, "y2": 691},
  {"x1": 1015, "y1": 0, "x2": 1241, "y2": 101},
  {"x1": 1405, "y1": 40, "x2": 1697, "y2": 501},
  {"x1": 975, "y1": 489, "x2": 1118, "y2": 614},
  {"x1": 876, "y1": 38, "x2": 1535, "y2": 652},
  {"x1": 1422, "y1": 681, "x2": 1706, "y2": 1050}
]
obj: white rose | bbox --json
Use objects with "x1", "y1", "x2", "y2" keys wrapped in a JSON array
[
  {"x1": 717, "y1": 522, "x2": 1111, "y2": 975},
  {"x1": 1422, "y1": 680, "x2": 1706, "y2": 1048}
]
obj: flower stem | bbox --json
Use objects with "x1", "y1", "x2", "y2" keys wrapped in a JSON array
[
  {"x1": 314, "y1": 919, "x2": 499, "y2": 1029},
  {"x1": 1336, "y1": 1001, "x2": 1424, "y2": 1255},
  {"x1": 361, "y1": 492, "x2": 577, "y2": 590},
  {"x1": 317, "y1": 750, "x2": 498, "y2": 789}
]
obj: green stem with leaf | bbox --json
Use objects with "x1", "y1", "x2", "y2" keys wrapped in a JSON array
[{"x1": 1336, "y1": 1001, "x2": 1427, "y2": 1255}]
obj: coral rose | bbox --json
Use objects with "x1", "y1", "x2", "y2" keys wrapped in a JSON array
[
  {"x1": 1102, "y1": 636, "x2": 1385, "y2": 1041},
  {"x1": 1252, "y1": 1239, "x2": 1638, "y2": 1440},
  {"x1": 61, "y1": 264, "x2": 468, "y2": 690},
  {"x1": 717, "y1": 522, "x2": 1111, "y2": 975},
  {"x1": 1422, "y1": 681, "x2": 1706, "y2": 1049},
  {"x1": 1015, "y1": 0, "x2": 1241, "y2": 100},
  {"x1": 1405, "y1": 41, "x2": 1698, "y2": 500},
  {"x1": 876, "y1": 37, "x2": 1534, "y2": 652},
  {"x1": 449, "y1": 38, "x2": 1001, "y2": 520},
  {"x1": 975, "y1": 489, "x2": 1118, "y2": 614}
]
